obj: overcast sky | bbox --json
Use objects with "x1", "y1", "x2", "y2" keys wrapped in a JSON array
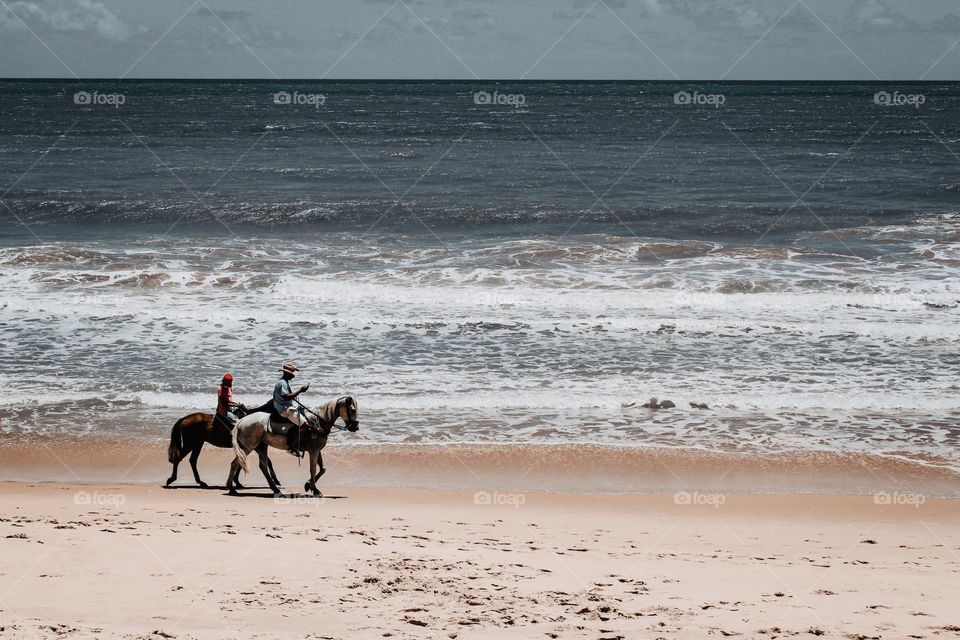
[{"x1": 1, "y1": 0, "x2": 958, "y2": 79}]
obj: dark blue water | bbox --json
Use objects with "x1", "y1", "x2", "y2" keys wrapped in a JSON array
[
  {"x1": 1, "y1": 81, "x2": 958, "y2": 242},
  {"x1": 1, "y1": 81, "x2": 959, "y2": 473}
]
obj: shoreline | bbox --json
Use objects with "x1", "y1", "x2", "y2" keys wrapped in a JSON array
[
  {"x1": 1, "y1": 439, "x2": 958, "y2": 499},
  {"x1": 1, "y1": 482, "x2": 958, "y2": 639}
]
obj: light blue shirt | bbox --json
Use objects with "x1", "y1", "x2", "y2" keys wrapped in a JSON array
[{"x1": 273, "y1": 378, "x2": 293, "y2": 413}]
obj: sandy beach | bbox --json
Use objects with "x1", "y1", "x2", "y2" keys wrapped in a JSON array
[
  {"x1": 2, "y1": 76, "x2": 960, "y2": 640},
  {"x1": 1, "y1": 482, "x2": 958, "y2": 639}
]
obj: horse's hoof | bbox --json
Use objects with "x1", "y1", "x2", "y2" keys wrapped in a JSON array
[
  {"x1": 228, "y1": 490, "x2": 238, "y2": 496},
  {"x1": 198, "y1": 482, "x2": 209, "y2": 489},
  {"x1": 304, "y1": 482, "x2": 310, "y2": 493},
  {"x1": 235, "y1": 483, "x2": 245, "y2": 490},
  {"x1": 312, "y1": 490, "x2": 322, "y2": 498},
  {"x1": 164, "y1": 479, "x2": 173, "y2": 487}
]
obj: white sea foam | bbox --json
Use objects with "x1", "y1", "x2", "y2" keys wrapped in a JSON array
[{"x1": 1, "y1": 226, "x2": 958, "y2": 469}]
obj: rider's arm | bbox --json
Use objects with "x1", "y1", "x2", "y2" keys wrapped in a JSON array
[{"x1": 282, "y1": 383, "x2": 309, "y2": 400}]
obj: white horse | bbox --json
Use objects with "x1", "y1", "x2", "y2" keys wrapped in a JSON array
[{"x1": 228, "y1": 396, "x2": 359, "y2": 496}]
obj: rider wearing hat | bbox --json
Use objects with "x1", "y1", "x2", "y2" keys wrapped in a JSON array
[
  {"x1": 274, "y1": 363, "x2": 310, "y2": 457},
  {"x1": 274, "y1": 362, "x2": 310, "y2": 428}
]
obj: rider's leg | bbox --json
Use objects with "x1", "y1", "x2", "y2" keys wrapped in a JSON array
[
  {"x1": 280, "y1": 408, "x2": 306, "y2": 426},
  {"x1": 281, "y1": 409, "x2": 306, "y2": 454}
]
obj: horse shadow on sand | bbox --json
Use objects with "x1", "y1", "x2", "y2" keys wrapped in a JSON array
[{"x1": 162, "y1": 484, "x2": 348, "y2": 499}]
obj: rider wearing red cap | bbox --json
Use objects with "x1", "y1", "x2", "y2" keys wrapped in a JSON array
[{"x1": 215, "y1": 374, "x2": 245, "y2": 430}]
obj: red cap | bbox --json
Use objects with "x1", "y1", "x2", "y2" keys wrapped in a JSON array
[{"x1": 222, "y1": 373, "x2": 233, "y2": 383}]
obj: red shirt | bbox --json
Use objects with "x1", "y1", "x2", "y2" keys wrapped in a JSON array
[{"x1": 217, "y1": 384, "x2": 233, "y2": 415}]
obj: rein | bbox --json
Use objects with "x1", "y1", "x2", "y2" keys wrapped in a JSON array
[{"x1": 294, "y1": 398, "x2": 347, "y2": 433}]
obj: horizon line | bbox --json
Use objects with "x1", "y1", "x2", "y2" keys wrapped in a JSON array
[{"x1": 0, "y1": 78, "x2": 957, "y2": 83}]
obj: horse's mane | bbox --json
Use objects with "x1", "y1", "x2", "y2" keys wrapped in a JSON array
[{"x1": 312, "y1": 397, "x2": 341, "y2": 428}]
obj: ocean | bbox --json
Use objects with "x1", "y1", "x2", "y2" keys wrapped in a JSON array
[{"x1": 0, "y1": 80, "x2": 958, "y2": 490}]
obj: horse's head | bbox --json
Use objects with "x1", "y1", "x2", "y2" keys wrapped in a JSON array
[{"x1": 336, "y1": 395, "x2": 359, "y2": 432}]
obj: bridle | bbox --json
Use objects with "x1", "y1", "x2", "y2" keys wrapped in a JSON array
[
  {"x1": 334, "y1": 395, "x2": 360, "y2": 432},
  {"x1": 293, "y1": 396, "x2": 357, "y2": 433}
]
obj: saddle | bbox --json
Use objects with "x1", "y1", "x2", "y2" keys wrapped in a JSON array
[
  {"x1": 267, "y1": 414, "x2": 295, "y2": 435},
  {"x1": 247, "y1": 399, "x2": 310, "y2": 458},
  {"x1": 247, "y1": 400, "x2": 294, "y2": 434}
]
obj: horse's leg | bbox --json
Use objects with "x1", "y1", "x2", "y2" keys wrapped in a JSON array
[
  {"x1": 233, "y1": 463, "x2": 245, "y2": 490},
  {"x1": 227, "y1": 458, "x2": 241, "y2": 496},
  {"x1": 267, "y1": 457, "x2": 281, "y2": 488},
  {"x1": 305, "y1": 450, "x2": 325, "y2": 496},
  {"x1": 166, "y1": 454, "x2": 181, "y2": 487},
  {"x1": 304, "y1": 449, "x2": 321, "y2": 496},
  {"x1": 189, "y1": 441, "x2": 207, "y2": 488},
  {"x1": 166, "y1": 431, "x2": 192, "y2": 487},
  {"x1": 316, "y1": 451, "x2": 326, "y2": 484},
  {"x1": 257, "y1": 444, "x2": 280, "y2": 495}
]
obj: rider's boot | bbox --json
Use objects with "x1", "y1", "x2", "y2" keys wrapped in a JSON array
[{"x1": 286, "y1": 426, "x2": 303, "y2": 458}]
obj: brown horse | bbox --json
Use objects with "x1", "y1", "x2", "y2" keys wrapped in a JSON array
[
  {"x1": 166, "y1": 410, "x2": 280, "y2": 489},
  {"x1": 227, "y1": 396, "x2": 359, "y2": 497}
]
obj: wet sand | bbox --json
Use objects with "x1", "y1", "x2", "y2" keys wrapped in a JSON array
[
  {"x1": 2, "y1": 438, "x2": 958, "y2": 498},
  {"x1": 1, "y1": 482, "x2": 958, "y2": 639}
]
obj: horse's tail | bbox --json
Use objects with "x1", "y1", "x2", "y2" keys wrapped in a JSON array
[
  {"x1": 232, "y1": 422, "x2": 248, "y2": 474},
  {"x1": 168, "y1": 419, "x2": 185, "y2": 464}
]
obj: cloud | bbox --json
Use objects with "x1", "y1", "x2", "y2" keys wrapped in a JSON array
[
  {"x1": 587, "y1": 0, "x2": 663, "y2": 13},
  {"x1": 658, "y1": 0, "x2": 777, "y2": 29},
  {"x1": 0, "y1": 0, "x2": 133, "y2": 41},
  {"x1": 196, "y1": 7, "x2": 254, "y2": 22},
  {"x1": 853, "y1": 0, "x2": 902, "y2": 29}
]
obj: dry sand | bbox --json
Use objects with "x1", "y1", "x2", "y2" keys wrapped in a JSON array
[{"x1": 1, "y1": 482, "x2": 958, "y2": 639}]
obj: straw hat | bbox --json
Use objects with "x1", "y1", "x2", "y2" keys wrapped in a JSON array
[{"x1": 279, "y1": 362, "x2": 300, "y2": 376}]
